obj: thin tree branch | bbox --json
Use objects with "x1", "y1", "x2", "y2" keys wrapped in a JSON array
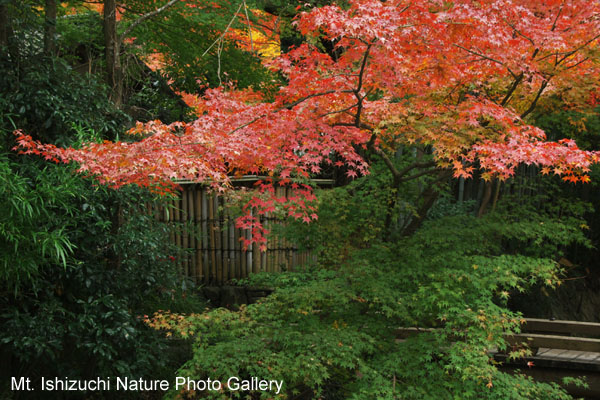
[
  {"x1": 500, "y1": 72, "x2": 524, "y2": 106},
  {"x1": 397, "y1": 161, "x2": 436, "y2": 179},
  {"x1": 503, "y1": 18, "x2": 535, "y2": 46},
  {"x1": 119, "y1": 0, "x2": 180, "y2": 43},
  {"x1": 373, "y1": 147, "x2": 401, "y2": 178},
  {"x1": 550, "y1": 5, "x2": 563, "y2": 32},
  {"x1": 228, "y1": 90, "x2": 354, "y2": 135},
  {"x1": 399, "y1": 167, "x2": 438, "y2": 183},
  {"x1": 354, "y1": 43, "x2": 373, "y2": 127},
  {"x1": 520, "y1": 79, "x2": 549, "y2": 119},
  {"x1": 316, "y1": 103, "x2": 359, "y2": 119},
  {"x1": 556, "y1": 33, "x2": 600, "y2": 65},
  {"x1": 202, "y1": 2, "x2": 244, "y2": 57},
  {"x1": 242, "y1": 0, "x2": 254, "y2": 53},
  {"x1": 453, "y1": 44, "x2": 517, "y2": 78}
]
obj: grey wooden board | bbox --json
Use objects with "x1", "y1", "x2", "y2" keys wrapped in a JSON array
[{"x1": 524, "y1": 318, "x2": 600, "y2": 336}]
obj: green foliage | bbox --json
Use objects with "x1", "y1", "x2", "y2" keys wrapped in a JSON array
[
  {"x1": 0, "y1": 56, "x2": 129, "y2": 146},
  {"x1": 55, "y1": 10, "x2": 104, "y2": 67},
  {"x1": 533, "y1": 106, "x2": 600, "y2": 150},
  {"x1": 153, "y1": 174, "x2": 589, "y2": 399},
  {"x1": 0, "y1": 155, "x2": 77, "y2": 288},
  {"x1": 0, "y1": 160, "x2": 204, "y2": 396},
  {"x1": 125, "y1": 0, "x2": 281, "y2": 94},
  {"x1": 126, "y1": 72, "x2": 194, "y2": 124}
]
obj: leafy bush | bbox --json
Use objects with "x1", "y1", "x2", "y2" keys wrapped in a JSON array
[
  {"x1": 0, "y1": 55, "x2": 129, "y2": 146},
  {"x1": 0, "y1": 158, "x2": 203, "y2": 397},
  {"x1": 149, "y1": 176, "x2": 589, "y2": 399}
]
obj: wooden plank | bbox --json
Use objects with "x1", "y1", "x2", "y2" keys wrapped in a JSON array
[
  {"x1": 506, "y1": 333, "x2": 600, "y2": 353},
  {"x1": 395, "y1": 327, "x2": 435, "y2": 339},
  {"x1": 524, "y1": 319, "x2": 600, "y2": 337}
]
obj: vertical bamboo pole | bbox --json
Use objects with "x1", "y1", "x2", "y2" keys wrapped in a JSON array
[
  {"x1": 229, "y1": 215, "x2": 235, "y2": 280},
  {"x1": 201, "y1": 189, "x2": 209, "y2": 284},
  {"x1": 214, "y1": 195, "x2": 222, "y2": 284},
  {"x1": 194, "y1": 186, "x2": 203, "y2": 283},
  {"x1": 188, "y1": 187, "x2": 196, "y2": 281},
  {"x1": 181, "y1": 186, "x2": 189, "y2": 278},
  {"x1": 174, "y1": 196, "x2": 182, "y2": 274},
  {"x1": 222, "y1": 198, "x2": 229, "y2": 283},
  {"x1": 240, "y1": 227, "x2": 247, "y2": 279},
  {"x1": 208, "y1": 194, "x2": 217, "y2": 283},
  {"x1": 234, "y1": 226, "x2": 241, "y2": 279}
]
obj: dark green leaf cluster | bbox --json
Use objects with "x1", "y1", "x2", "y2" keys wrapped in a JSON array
[{"x1": 163, "y1": 175, "x2": 589, "y2": 399}]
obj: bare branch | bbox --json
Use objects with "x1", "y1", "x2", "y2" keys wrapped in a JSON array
[
  {"x1": 119, "y1": 0, "x2": 180, "y2": 43},
  {"x1": 520, "y1": 79, "x2": 549, "y2": 119},
  {"x1": 242, "y1": 0, "x2": 254, "y2": 53},
  {"x1": 399, "y1": 167, "x2": 438, "y2": 183},
  {"x1": 397, "y1": 161, "x2": 437, "y2": 179},
  {"x1": 500, "y1": 72, "x2": 523, "y2": 107},
  {"x1": 202, "y1": 2, "x2": 244, "y2": 57},
  {"x1": 453, "y1": 44, "x2": 517, "y2": 77},
  {"x1": 354, "y1": 43, "x2": 373, "y2": 127},
  {"x1": 316, "y1": 103, "x2": 359, "y2": 119},
  {"x1": 556, "y1": 33, "x2": 600, "y2": 65}
]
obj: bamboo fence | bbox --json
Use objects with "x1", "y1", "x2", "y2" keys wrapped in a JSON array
[{"x1": 149, "y1": 177, "x2": 330, "y2": 285}]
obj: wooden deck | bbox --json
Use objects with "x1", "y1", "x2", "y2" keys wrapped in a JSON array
[
  {"x1": 500, "y1": 318, "x2": 600, "y2": 399},
  {"x1": 398, "y1": 318, "x2": 600, "y2": 398}
]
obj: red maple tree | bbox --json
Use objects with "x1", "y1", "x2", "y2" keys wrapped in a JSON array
[{"x1": 15, "y1": 0, "x2": 600, "y2": 247}]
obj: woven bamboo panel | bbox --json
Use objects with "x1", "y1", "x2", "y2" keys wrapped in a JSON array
[{"x1": 155, "y1": 182, "x2": 318, "y2": 285}]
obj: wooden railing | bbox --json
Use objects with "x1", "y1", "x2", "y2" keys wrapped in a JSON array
[
  {"x1": 396, "y1": 318, "x2": 600, "y2": 354},
  {"x1": 506, "y1": 318, "x2": 600, "y2": 353}
]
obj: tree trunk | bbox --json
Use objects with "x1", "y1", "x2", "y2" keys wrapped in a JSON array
[
  {"x1": 0, "y1": 4, "x2": 8, "y2": 49},
  {"x1": 477, "y1": 180, "x2": 493, "y2": 217},
  {"x1": 401, "y1": 171, "x2": 451, "y2": 237},
  {"x1": 0, "y1": 3, "x2": 19, "y2": 62},
  {"x1": 104, "y1": 0, "x2": 123, "y2": 106},
  {"x1": 44, "y1": 0, "x2": 57, "y2": 56}
]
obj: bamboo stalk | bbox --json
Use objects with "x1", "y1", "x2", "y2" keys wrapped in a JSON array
[
  {"x1": 240, "y1": 227, "x2": 247, "y2": 279},
  {"x1": 229, "y1": 215, "x2": 235, "y2": 280},
  {"x1": 194, "y1": 186, "x2": 203, "y2": 283},
  {"x1": 222, "y1": 199, "x2": 229, "y2": 283},
  {"x1": 234, "y1": 225, "x2": 241, "y2": 279},
  {"x1": 208, "y1": 194, "x2": 217, "y2": 283},
  {"x1": 174, "y1": 197, "x2": 182, "y2": 274},
  {"x1": 182, "y1": 187, "x2": 189, "y2": 278},
  {"x1": 214, "y1": 195, "x2": 222, "y2": 284},
  {"x1": 201, "y1": 189, "x2": 209, "y2": 284}
]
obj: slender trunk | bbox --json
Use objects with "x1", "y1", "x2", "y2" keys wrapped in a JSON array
[
  {"x1": 43, "y1": 0, "x2": 57, "y2": 56},
  {"x1": 491, "y1": 179, "x2": 501, "y2": 213},
  {"x1": 384, "y1": 176, "x2": 401, "y2": 236},
  {"x1": 0, "y1": 3, "x2": 19, "y2": 62},
  {"x1": 401, "y1": 171, "x2": 451, "y2": 237},
  {"x1": 477, "y1": 180, "x2": 493, "y2": 217},
  {"x1": 0, "y1": 4, "x2": 8, "y2": 49},
  {"x1": 401, "y1": 185, "x2": 440, "y2": 237},
  {"x1": 104, "y1": 0, "x2": 123, "y2": 106}
]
